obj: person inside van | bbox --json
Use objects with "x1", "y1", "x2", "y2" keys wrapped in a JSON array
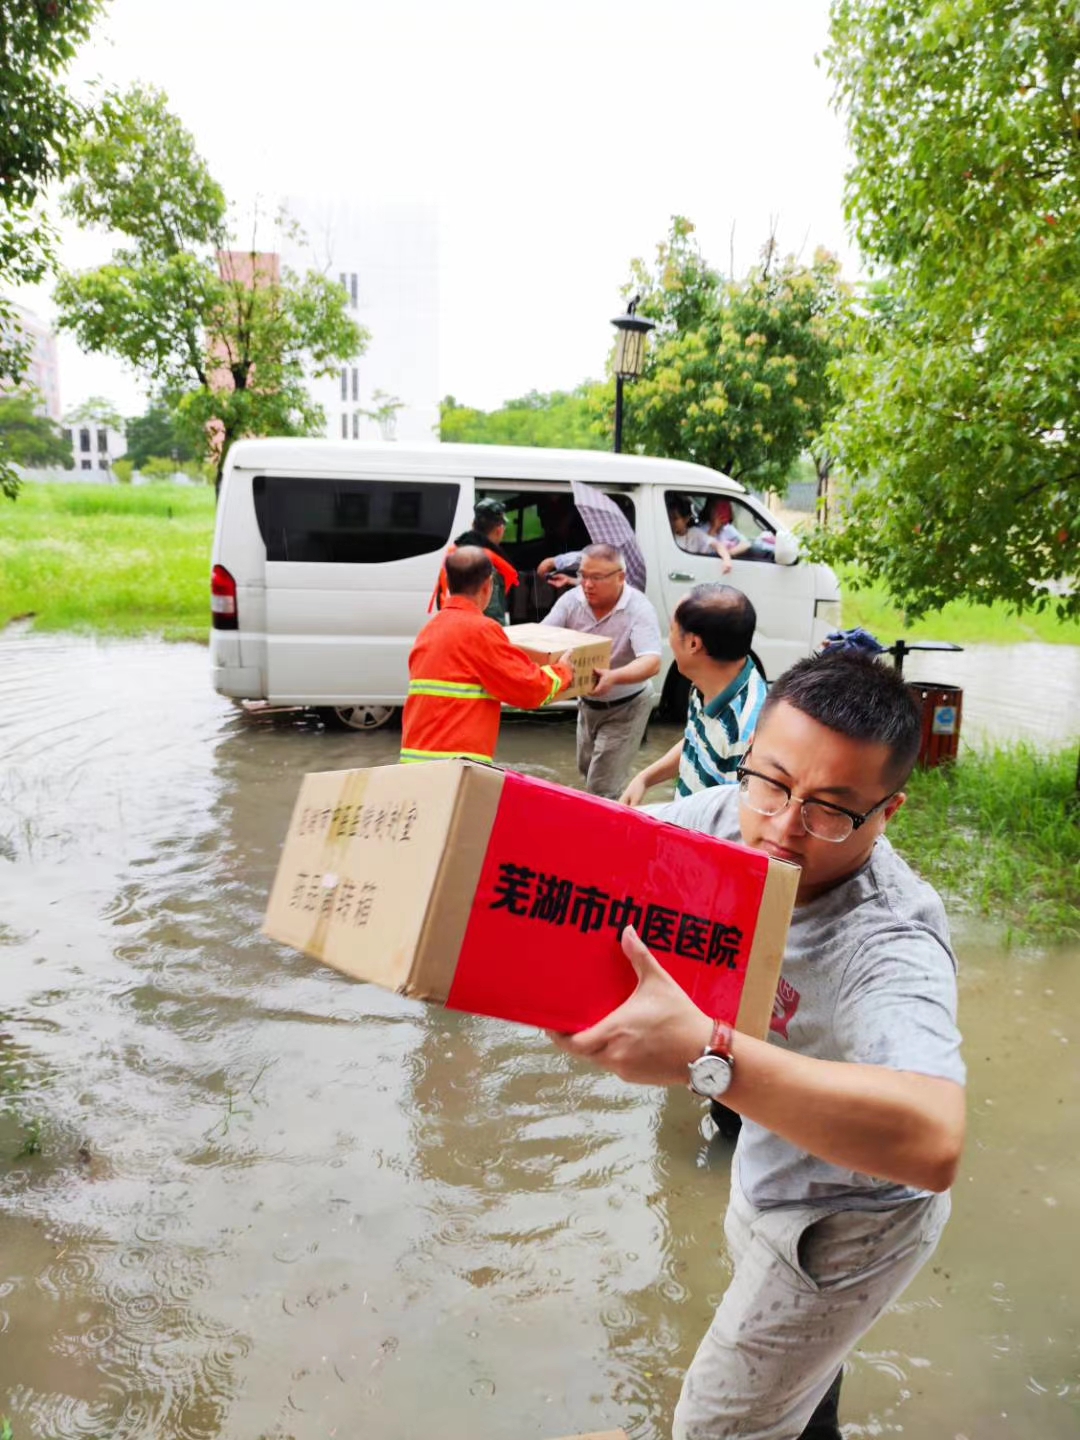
[
  {"x1": 701, "y1": 496, "x2": 777, "y2": 563},
  {"x1": 450, "y1": 498, "x2": 520, "y2": 623},
  {"x1": 668, "y1": 496, "x2": 734, "y2": 573}
]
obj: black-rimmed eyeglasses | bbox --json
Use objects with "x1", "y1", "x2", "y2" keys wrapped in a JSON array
[{"x1": 735, "y1": 764, "x2": 896, "y2": 844}]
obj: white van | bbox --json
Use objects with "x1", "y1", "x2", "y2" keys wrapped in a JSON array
[{"x1": 210, "y1": 439, "x2": 841, "y2": 728}]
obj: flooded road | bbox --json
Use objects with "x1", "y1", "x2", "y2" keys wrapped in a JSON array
[{"x1": 1, "y1": 635, "x2": 1078, "y2": 1439}]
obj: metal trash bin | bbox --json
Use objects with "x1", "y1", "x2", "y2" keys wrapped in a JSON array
[
  {"x1": 882, "y1": 641, "x2": 965, "y2": 769},
  {"x1": 906, "y1": 682, "x2": 963, "y2": 767}
]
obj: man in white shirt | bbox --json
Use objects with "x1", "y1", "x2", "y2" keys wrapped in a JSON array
[{"x1": 545, "y1": 544, "x2": 663, "y2": 799}]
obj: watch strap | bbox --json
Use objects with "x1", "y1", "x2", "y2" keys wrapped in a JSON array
[{"x1": 706, "y1": 1018, "x2": 734, "y2": 1060}]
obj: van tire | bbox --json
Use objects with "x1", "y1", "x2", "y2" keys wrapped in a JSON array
[{"x1": 320, "y1": 704, "x2": 399, "y2": 732}]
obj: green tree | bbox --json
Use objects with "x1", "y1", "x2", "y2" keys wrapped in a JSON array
[
  {"x1": 0, "y1": 0, "x2": 103, "y2": 295},
  {"x1": 0, "y1": 0, "x2": 105, "y2": 497},
  {"x1": 820, "y1": 0, "x2": 1080, "y2": 621},
  {"x1": 124, "y1": 401, "x2": 196, "y2": 470},
  {"x1": 53, "y1": 84, "x2": 367, "y2": 492},
  {"x1": 623, "y1": 218, "x2": 853, "y2": 491},
  {"x1": 440, "y1": 385, "x2": 608, "y2": 450},
  {"x1": 359, "y1": 389, "x2": 404, "y2": 441},
  {"x1": 0, "y1": 392, "x2": 73, "y2": 469},
  {"x1": 64, "y1": 394, "x2": 124, "y2": 432}
]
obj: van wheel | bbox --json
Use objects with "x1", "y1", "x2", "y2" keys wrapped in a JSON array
[{"x1": 320, "y1": 704, "x2": 399, "y2": 731}]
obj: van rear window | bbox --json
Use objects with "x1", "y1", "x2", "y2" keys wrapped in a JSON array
[{"x1": 253, "y1": 476, "x2": 461, "y2": 563}]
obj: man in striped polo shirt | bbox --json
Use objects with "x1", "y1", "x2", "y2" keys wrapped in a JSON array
[{"x1": 619, "y1": 584, "x2": 766, "y2": 806}]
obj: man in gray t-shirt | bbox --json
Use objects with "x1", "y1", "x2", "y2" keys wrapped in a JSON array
[{"x1": 553, "y1": 651, "x2": 966, "y2": 1440}]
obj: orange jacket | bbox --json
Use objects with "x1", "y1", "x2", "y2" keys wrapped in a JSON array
[
  {"x1": 401, "y1": 596, "x2": 572, "y2": 764},
  {"x1": 430, "y1": 544, "x2": 520, "y2": 613}
]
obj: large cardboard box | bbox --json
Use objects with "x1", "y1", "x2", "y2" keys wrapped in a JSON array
[
  {"x1": 263, "y1": 761, "x2": 797, "y2": 1037},
  {"x1": 504, "y1": 622, "x2": 612, "y2": 700}
]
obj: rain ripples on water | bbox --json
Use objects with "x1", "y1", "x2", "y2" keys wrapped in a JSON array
[{"x1": 0, "y1": 634, "x2": 1077, "y2": 1438}]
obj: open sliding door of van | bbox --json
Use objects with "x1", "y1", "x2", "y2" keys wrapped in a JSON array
[
  {"x1": 254, "y1": 471, "x2": 473, "y2": 705},
  {"x1": 652, "y1": 486, "x2": 815, "y2": 681}
]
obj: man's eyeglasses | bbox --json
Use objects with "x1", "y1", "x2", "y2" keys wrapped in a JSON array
[
  {"x1": 579, "y1": 568, "x2": 623, "y2": 585},
  {"x1": 735, "y1": 764, "x2": 896, "y2": 844}
]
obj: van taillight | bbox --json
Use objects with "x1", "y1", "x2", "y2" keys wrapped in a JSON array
[{"x1": 211, "y1": 564, "x2": 238, "y2": 629}]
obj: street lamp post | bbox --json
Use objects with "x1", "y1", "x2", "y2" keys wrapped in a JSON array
[{"x1": 610, "y1": 296, "x2": 655, "y2": 453}]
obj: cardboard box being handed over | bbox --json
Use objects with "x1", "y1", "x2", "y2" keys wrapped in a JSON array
[
  {"x1": 263, "y1": 760, "x2": 797, "y2": 1037},
  {"x1": 504, "y1": 623, "x2": 612, "y2": 700}
]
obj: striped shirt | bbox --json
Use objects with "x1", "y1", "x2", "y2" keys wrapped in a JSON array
[{"x1": 676, "y1": 659, "x2": 768, "y2": 796}]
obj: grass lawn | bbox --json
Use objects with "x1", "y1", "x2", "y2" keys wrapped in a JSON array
[
  {"x1": 895, "y1": 746, "x2": 1080, "y2": 946},
  {"x1": 0, "y1": 481, "x2": 216, "y2": 642},
  {"x1": 838, "y1": 564, "x2": 1078, "y2": 646}
]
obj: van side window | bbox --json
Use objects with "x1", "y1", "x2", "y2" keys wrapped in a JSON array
[
  {"x1": 664, "y1": 490, "x2": 776, "y2": 562},
  {"x1": 253, "y1": 476, "x2": 461, "y2": 564}
]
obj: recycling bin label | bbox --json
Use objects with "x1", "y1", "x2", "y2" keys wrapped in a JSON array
[{"x1": 932, "y1": 705, "x2": 957, "y2": 735}]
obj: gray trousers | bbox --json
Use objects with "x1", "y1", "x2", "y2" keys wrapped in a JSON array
[
  {"x1": 575, "y1": 688, "x2": 654, "y2": 799},
  {"x1": 672, "y1": 1174, "x2": 951, "y2": 1440}
]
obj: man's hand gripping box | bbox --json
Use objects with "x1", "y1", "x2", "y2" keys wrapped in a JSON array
[
  {"x1": 263, "y1": 761, "x2": 797, "y2": 1037},
  {"x1": 504, "y1": 623, "x2": 613, "y2": 701}
]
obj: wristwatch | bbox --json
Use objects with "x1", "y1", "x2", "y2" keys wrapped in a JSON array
[{"x1": 688, "y1": 1018, "x2": 735, "y2": 1100}]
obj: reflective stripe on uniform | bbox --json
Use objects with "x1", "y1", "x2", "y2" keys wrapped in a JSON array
[
  {"x1": 539, "y1": 664, "x2": 565, "y2": 706},
  {"x1": 400, "y1": 748, "x2": 494, "y2": 764},
  {"x1": 407, "y1": 679, "x2": 495, "y2": 701}
]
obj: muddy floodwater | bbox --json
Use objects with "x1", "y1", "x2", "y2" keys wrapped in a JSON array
[{"x1": 1, "y1": 635, "x2": 1078, "y2": 1439}]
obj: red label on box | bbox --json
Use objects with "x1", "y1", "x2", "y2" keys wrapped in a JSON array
[{"x1": 447, "y1": 772, "x2": 769, "y2": 1032}]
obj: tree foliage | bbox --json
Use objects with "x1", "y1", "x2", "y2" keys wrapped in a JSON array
[
  {"x1": 0, "y1": 0, "x2": 104, "y2": 498},
  {"x1": 820, "y1": 0, "x2": 1080, "y2": 620},
  {"x1": 0, "y1": 392, "x2": 73, "y2": 473},
  {"x1": 64, "y1": 393, "x2": 124, "y2": 430},
  {"x1": 622, "y1": 217, "x2": 853, "y2": 490},
  {"x1": 124, "y1": 401, "x2": 197, "y2": 469},
  {"x1": 53, "y1": 85, "x2": 367, "y2": 489},
  {"x1": 440, "y1": 385, "x2": 608, "y2": 450},
  {"x1": 0, "y1": 0, "x2": 102, "y2": 286}
]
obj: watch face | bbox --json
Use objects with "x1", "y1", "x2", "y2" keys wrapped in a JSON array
[{"x1": 689, "y1": 1053, "x2": 732, "y2": 1099}]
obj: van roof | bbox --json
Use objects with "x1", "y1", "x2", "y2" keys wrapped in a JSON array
[{"x1": 224, "y1": 438, "x2": 746, "y2": 493}]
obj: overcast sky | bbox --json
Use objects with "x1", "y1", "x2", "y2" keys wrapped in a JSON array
[{"x1": 16, "y1": 0, "x2": 857, "y2": 419}]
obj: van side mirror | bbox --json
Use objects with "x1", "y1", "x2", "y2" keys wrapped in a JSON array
[{"x1": 772, "y1": 531, "x2": 800, "y2": 566}]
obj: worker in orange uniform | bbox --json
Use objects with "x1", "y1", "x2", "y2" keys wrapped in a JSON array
[{"x1": 401, "y1": 547, "x2": 574, "y2": 764}]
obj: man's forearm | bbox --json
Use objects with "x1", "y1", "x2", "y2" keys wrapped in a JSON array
[
  {"x1": 554, "y1": 931, "x2": 965, "y2": 1195},
  {"x1": 611, "y1": 654, "x2": 661, "y2": 686},
  {"x1": 726, "y1": 1033, "x2": 965, "y2": 1194}
]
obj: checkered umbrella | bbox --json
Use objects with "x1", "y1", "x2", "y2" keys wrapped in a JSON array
[{"x1": 570, "y1": 479, "x2": 647, "y2": 592}]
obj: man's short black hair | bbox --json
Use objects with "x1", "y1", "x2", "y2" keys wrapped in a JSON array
[
  {"x1": 667, "y1": 495, "x2": 694, "y2": 521},
  {"x1": 762, "y1": 651, "x2": 922, "y2": 785},
  {"x1": 675, "y1": 583, "x2": 756, "y2": 661},
  {"x1": 447, "y1": 546, "x2": 494, "y2": 595}
]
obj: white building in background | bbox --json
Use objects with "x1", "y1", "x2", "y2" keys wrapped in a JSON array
[
  {"x1": 281, "y1": 200, "x2": 439, "y2": 443},
  {"x1": 0, "y1": 301, "x2": 62, "y2": 420},
  {"x1": 62, "y1": 419, "x2": 126, "y2": 474}
]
